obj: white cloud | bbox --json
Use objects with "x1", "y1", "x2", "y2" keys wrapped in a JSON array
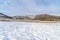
[{"x1": 0, "y1": 0, "x2": 60, "y2": 16}]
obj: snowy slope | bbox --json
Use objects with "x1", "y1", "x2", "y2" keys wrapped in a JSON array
[{"x1": 0, "y1": 22, "x2": 60, "y2": 40}]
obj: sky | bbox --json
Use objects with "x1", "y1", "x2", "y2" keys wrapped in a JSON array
[{"x1": 0, "y1": 0, "x2": 60, "y2": 16}]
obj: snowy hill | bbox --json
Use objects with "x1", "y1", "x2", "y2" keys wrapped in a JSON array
[
  {"x1": 0, "y1": 13, "x2": 11, "y2": 18},
  {"x1": 0, "y1": 13, "x2": 12, "y2": 21},
  {"x1": 0, "y1": 13, "x2": 60, "y2": 21}
]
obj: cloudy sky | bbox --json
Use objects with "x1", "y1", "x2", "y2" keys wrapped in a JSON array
[{"x1": 0, "y1": 0, "x2": 60, "y2": 16}]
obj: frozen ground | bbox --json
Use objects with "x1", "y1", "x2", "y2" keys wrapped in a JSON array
[{"x1": 0, "y1": 22, "x2": 60, "y2": 40}]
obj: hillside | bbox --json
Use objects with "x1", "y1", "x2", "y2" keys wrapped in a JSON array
[
  {"x1": 0, "y1": 13, "x2": 60, "y2": 21},
  {"x1": 12, "y1": 14, "x2": 60, "y2": 21},
  {"x1": 0, "y1": 13, "x2": 12, "y2": 21},
  {"x1": 34, "y1": 14, "x2": 60, "y2": 21}
]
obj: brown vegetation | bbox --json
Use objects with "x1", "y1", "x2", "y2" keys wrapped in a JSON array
[
  {"x1": 0, "y1": 13, "x2": 60, "y2": 21},
  {"x1": 34, "y1": 14, "x2": 60, "y2": 21}
]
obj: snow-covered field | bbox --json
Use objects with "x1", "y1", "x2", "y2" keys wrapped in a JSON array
[{"x1": 0, "y1": 22, "x2": 60, "y2": 40}]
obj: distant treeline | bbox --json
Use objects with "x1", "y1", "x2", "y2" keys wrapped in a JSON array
[
  {"x1": 0, "y1": 13, "x2": 60, "y2": 21},
  {"x1": 34, "y1": 14, "x2": 60, "y2": 21}
]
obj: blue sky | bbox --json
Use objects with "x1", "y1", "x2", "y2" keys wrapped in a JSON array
[{"x1": 0, "y1": 0, "x2": 60, "y2": 16}]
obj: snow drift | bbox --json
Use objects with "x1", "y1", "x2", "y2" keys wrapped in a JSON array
[{"x1": 0, "y1": 22, "x2": 60, "y2": 40}]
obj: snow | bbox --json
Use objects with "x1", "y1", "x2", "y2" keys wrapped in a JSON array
[{"x1": 0, "y1": 22, "x2": 60, "y2": 40}]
